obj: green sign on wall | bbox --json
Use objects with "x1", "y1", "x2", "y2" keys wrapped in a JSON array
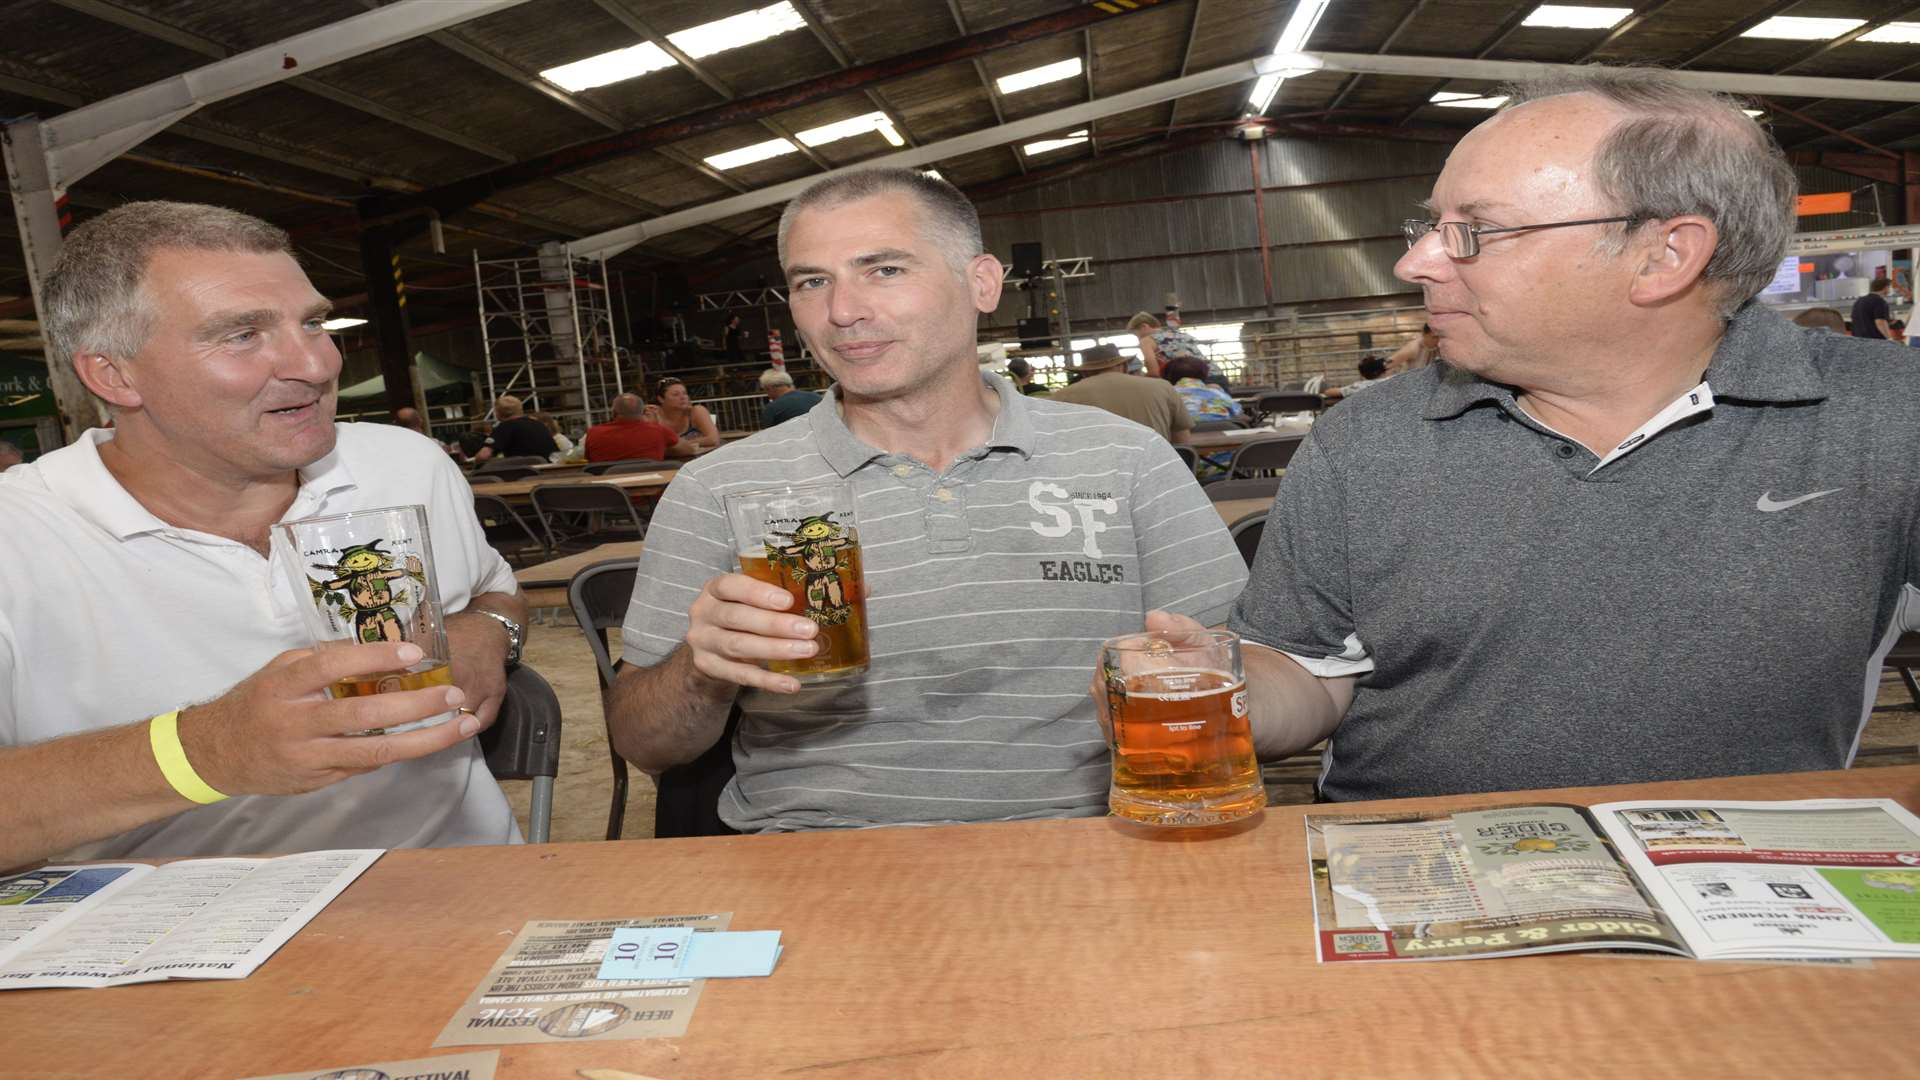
[{"x1": 0, "y1": 351, "x2": 56, "y2": 422}]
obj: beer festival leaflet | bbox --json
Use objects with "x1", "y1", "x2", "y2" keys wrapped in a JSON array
[
  {"x1": 432, "y1": 914, "x2": 730, "y2": 1047},
  {"x1": 0, "y1": 849, "x2": 380, "y2": 988},
  {"x1": 1305, "y1": 798, "x2": 1920, "y2": 963}
]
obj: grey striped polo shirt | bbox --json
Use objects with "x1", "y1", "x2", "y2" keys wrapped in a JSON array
[{"x1": 622, "y1": 373, "x2": 1248, "y2": 831}]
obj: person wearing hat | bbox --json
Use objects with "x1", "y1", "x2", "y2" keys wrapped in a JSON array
[{"x1": 1046, "y1": 342, "x2": 1192, "y2": 445}]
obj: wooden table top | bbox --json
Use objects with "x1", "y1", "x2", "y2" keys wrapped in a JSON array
[
  {"x1": 11, "y1": 766, "x2": 1916, "y2": 1078},
  {"x1": 1186, "y1": 423, "x2": 1310, "y2": 453},
  {"x1": 1212, "y1": 497, "x2": 1272, "y2": 526},
  {"x1": 475, "y1": 471, "x2": 674, "y2": 501},
  {"x1": 515, "y1": 541, "x2": 645, "y2": 608}
]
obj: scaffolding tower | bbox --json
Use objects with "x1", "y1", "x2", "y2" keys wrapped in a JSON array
[{"x1": 473, "y1": 241, "x2": 627, "y2": 431}]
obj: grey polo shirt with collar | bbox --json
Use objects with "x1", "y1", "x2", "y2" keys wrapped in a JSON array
[
  {"x1": 623, "y1": 373, "x2": 1248, "y2": 832},
  {"x1": 1231, "y1": 302, "x2": 1920, "y2": 802}
]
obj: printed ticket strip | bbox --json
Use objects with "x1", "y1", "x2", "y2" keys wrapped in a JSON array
[
  {"x1": 238, "y1": 1048, "x2": 499, "y2": 1080},
  {"x1": 433, "y1": 914, "x2": 730, "y2": 1047}
]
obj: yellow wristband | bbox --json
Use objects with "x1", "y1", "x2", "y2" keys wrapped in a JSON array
[{"x1": 148, "y1": 711, "x2": 229, "y2": 805}]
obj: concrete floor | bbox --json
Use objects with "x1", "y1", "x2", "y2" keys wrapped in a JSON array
[{"x1": 500, "y1": 615, "x2": 1920, "y2": 842}]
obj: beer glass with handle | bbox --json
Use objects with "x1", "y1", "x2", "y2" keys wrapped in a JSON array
[
  {"x1": 1100, "y1": 628, "x2": 1264, "y2": 826},
  {"x1": 274, "y1": 504, "x2": 454, "y2": 733},
  {"x1": 723, "y1": 481, "x2": 870, "y2": 683}
]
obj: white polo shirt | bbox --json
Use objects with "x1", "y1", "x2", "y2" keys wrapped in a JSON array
[{"x1": 0, "y1": 423, "x2": 522, "y2": 860}]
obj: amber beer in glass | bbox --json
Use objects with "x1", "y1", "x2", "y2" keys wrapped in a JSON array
[
  {"x1": 1100, "y1": 629, "x2": 1263, "y2": 826},
  {"x1": 273, "y1": 504, "x2": 455, "y2": 733},
  {"x1": 724, "y1": 481, "x2": 870, "y2": 683}
]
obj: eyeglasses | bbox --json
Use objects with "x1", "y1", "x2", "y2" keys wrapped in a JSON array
[{"x1": 1402, "y1": 216, "x2": 1638, "y2": 259}]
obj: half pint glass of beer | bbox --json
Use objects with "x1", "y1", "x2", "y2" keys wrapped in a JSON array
[
  {"x1": 273, "y1": 504, "x2": 454, "y2": 733},
  {"x1": 723, "y1": 481, "x2": 870, "y2": 683},
  {"x1": 1100, "y1": 629, "x2": 1264, "y2": 826}
]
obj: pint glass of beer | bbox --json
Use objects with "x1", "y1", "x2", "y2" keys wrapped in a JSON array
[
  {"x1": 1099, "y1": 629, "x2": 1264, "y2": 826},
  {"x1": 723, "y1": 481, "x2": 870, "y2": 683},
  {"x1": 273, "y1": 504, "x2": 454, "y2": 733}
]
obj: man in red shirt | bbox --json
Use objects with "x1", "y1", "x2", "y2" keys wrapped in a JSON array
[{"x1": 584, "y1": 393, "x2": 699, "y2": 462}]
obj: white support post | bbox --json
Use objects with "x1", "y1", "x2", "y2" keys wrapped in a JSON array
[{"x1": 2, "y1": 117, "x2": 105, "y2": 445}]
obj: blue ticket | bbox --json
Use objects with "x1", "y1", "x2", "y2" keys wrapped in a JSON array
[{"x1": 597, "y1": 927, "x2": 782, "y2": 981}]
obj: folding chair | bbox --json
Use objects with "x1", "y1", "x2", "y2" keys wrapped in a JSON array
[
  {"x1": 472, "y1": 493, "x2": 547, "y2": 566},
  {"x1": 1203, "y1": 476, "x2": 1282, "y2": 503},
  {"x1": 1227, "y1": 511, "x2": 1267, "y2": 569},
  {"x1": 1173, "y1": 445, "x2": 1198, "y2": 472},
  {"x1": 604, "y1": 460, "x2": 683, "y2": 475},
  {"x1": 1886, "y1": 632, "x2": 1920, "y2": 711},
  {"x1": 479, "y1": 665, "x2": 563, "y2": 843},
  {"x1": 472, "y1": 465, "x2": 538, "y2": 481},
  {"x1": 475, "y1": 455, "x2": 546, "y2": 474},
  {"x1": 530, "y1": 482, "x2": 648, "y2": 554},
  {"x1": 1251, "y1": 392, "x2": 1323, "y2": 424},
  {"x1": 1225, "y1": 435, "x2": 1304, "y2": 479},
  {"x1": 568, "y1": 558, "x2": 740, "y2": 840}
]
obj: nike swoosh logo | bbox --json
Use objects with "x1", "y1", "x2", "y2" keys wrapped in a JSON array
[{"x1": 1756, "y1": 488, "x2": 1841, "y2": 512}]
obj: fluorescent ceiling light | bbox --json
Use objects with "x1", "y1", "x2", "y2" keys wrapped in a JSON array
[
  {"x1": 1248, "y1": 0, "x2": 1331, "y2": 114},
  {"x1": 540, "y1": 2, "x2": 805, "y2": 92},
  {"x1": 796, "y1": 111, "x2": 904, "y2": 148},
  {"x1": 1521, "y1": 5, "x2": 1631, "y2": 30},
  {"x1": 541, "y1": 42, "x2": 673, "y2": 92},
  {"x1": 1743, "y1": 108, "x2": 1765, "y2": 118},
  {"x1": 1860, "y1": 22, "x2": 1920, "y2": 44},
  {"x1": 1741, "y1": 16, "x2": 1865, "y2": 41},
  {"x1": 1431, "y1": 91, "x2": 1508, "y2": 109},
  {"x1": 1022, "y1": 129, "x2": 1089, "y2": 156},
  {"x1": 669, "y1": 2, "x2": 807, "y2": 58},
  {"x1": 997, "y1": 58, "x2": 1082, "y2": 95},
  {"x1": 320, "y1": 317, "x2": 367, "y2": 331},
  {"x1": 705, "y1": 137, "x2": 799, "y2": 170}
]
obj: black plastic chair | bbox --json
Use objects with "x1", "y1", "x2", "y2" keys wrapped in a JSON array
[
  {"x1": 1191, "y1": 418, "x2": 1239, "y2": 433},
  {"x1": 473, "y1": 493, "x2": 547, "y2": 565},
  {"x1": 1203, "y1": 476, "x2": 1282, "y2": 503},
  {"x1": 480, "y1": 665, "x2": 564, "y2": 843},
  {"x1": 473, "y1": 465, "x2": 538, "y2": 481},
  {"x1": 569, "y1": 559, "x2": 639, "y2": 840},
  {"x1": 603, "y1": 460, "x2": 683, "y2": 475},
  {"x1": 1227, "y1": 511, "x2": 1267, "y2": 569},
  {"x1": 1887, "y1": 632, "x2": 1920, "y2": 710},
  {"x1": 1251, "y1": 392, "x2": 1324, "y2": 422},
  {"x1": 1225, "y1": 435, "x2": 1304, "y2": 479},
  {"x1": 1173, "y1": 444, "x2": 1198, "y2": 472},
  {"x1": 468, "y1": 474, "x2": 503, "y2": 485},
  {"x1": 568, "y1": 558, "x2": 740, "y2": 840},
  {"x1": 530, "y1": 482, "x2": 648, "y2": 553}
]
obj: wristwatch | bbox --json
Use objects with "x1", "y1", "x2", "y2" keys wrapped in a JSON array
[{"x1": 473, "y1": 610, "x2": 524, "y2": 667}]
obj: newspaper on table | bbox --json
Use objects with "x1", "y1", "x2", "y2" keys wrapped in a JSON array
[
  {"x1": 0, "y1": 849, "x2": 380, "y2": 989},
  {"x1": 1306, "y1": 797, "x2": 1920, "y2": 962},
  {"x1": 434, "y1": 914, "x2": 729, "y2": 1047}
]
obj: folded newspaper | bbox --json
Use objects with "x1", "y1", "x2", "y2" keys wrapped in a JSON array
[
  {"x1": 0, "y1": 849, "x2": 380, "y2": 989},
  {"x1": 1306, "y1": 798, "x2": 1920, "y2": 962}
]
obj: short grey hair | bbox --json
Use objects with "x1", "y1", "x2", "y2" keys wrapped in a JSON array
[
  {"x1": 1500, "y1": 67, "x2": 1797, "y2": 316},
  {"x1": 759, "y1": 367, "x2": 795, "y2": 390},
  {"x1": 777, "y1": 168, "x2": 983, "y2": 273},
  {"x1": 42, "y1": 201, "x2": 291, "y2": 370}
]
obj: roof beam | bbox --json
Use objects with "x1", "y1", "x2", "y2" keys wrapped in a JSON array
[
  {"x1": 1084, "y1": 29, "x2": 1100, "y2": 157},
  {"x1": 49, "y1": 0, "x2": 650, "y2": 232},
  {"x1": 590, "y1": 0, "x2": 835, "y2": 174},
  {"x1": 1572, "y1": 0, "x2": 1679, "y2": 63},
  {"x1": 374, "y1": 0, "x2": 1175, "y2": 227},
  {"x1": 35, "y1": 0, "x2": 532, "y2": 189},
  {"x1": 942, "y1": 0, "x2": 1025, "y2": 174},
  {"x1": 570, "y1": 52, "x2": 1279, "y2": 260},
  {"x1": 788, "y1": 1, "x2": 923, "y2": 154},
  {"x1": 1671, "y1": 0, "x2": 1803, "y2": 69},
  {"x1": 1303, "y1": 51, "x2": 1920, "y2": 104},
  {"x1": 1164, "y1": 0, "x2": 1209, "y2": 137},
  {"x1": 1393, "y1": 2, "x2": 1555, "y2": 127},
  {"x1": 1322, "y1": 0, "x2": 1426, "y2": 116}
]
